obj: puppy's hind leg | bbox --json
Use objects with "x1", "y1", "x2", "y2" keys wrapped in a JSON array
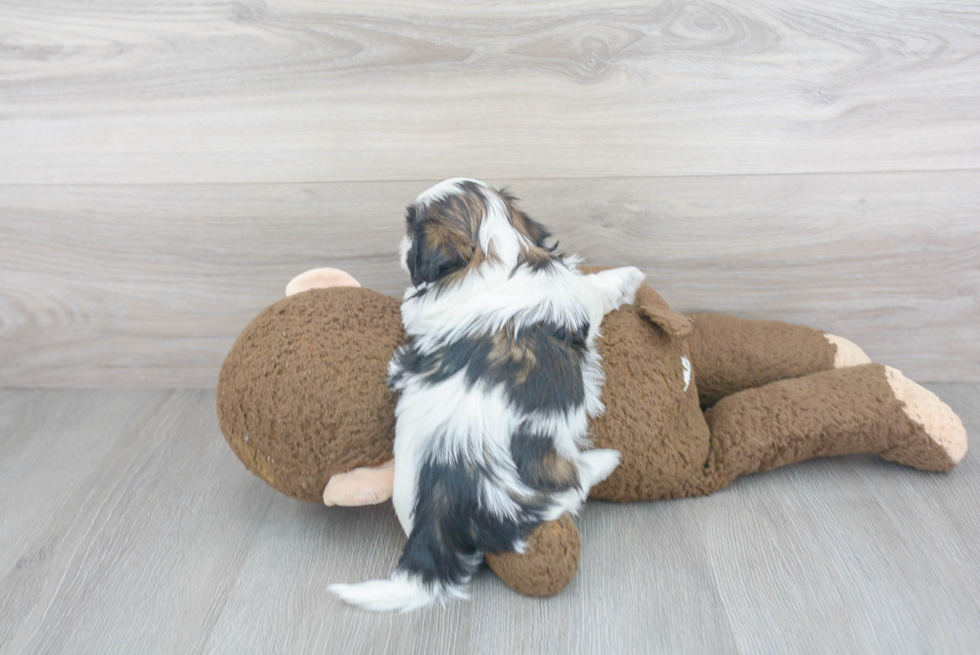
[
  {"x1": 329, "y1": 459, "x2": 495, "y2": 612},
  {"x1": 578, "y1": 448, "x2": 621, "y2": 490}
]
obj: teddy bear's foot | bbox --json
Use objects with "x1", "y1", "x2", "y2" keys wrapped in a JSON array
[
  {"x1": 485, "y1": 514, "x2": 580, "y2": 597},
  {"x1": 881, "y1": 366, "x2": 968, "y2": 470},
  {"x1": 823, "y1": 334, "x2": 872, "y2": 368}
]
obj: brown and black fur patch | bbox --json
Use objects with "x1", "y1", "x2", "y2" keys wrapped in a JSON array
[
  {"x1": 389, "y1": 319, "x2": 590, "y2": 414},
  {"x1": 489, "y1": 330, "x2": 537, "y2": 384},
  {"x1": 510, "y1": 426, "x2": 581, "y2": 493}
]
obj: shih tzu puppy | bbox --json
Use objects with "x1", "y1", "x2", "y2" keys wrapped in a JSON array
[{"x1": 329, "y1": 178, "x2": 644, "y2": 611}]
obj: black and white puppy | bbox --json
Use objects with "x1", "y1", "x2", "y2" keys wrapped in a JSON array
[{"x1": 329, "y1": 178, "x2": 644, "y2": 611}]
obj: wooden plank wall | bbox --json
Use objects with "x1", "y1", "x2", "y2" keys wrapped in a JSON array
[{"x1": 1, "y1": 0, "x2": 978, "y2": 386}]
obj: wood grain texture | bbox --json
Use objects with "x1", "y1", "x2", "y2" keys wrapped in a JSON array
[
  {"x1": 2, "y1": 1, "x2": 977, "y2": 650},
  {"x1": 1, "y1": 386, "x2": 977, "y2": 654},
  {"x1": 2, "y1": 171, "x2": 977, "y2": 387},
  {"x1": 0, "y1": 0, "x2": 978, "y2": 184},
  {"x1": 0, "y1": 390, "x2": 278, "y2": 654}
]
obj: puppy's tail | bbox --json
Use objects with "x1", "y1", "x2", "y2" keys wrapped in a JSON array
[
  {"x1": 332, "y1": 459, "x2": 503, "y2": 612},
  {"x1": 329, "y1": 572, "x2": 458, "y2": 613},
  {"x1": 329, "y1": 528, "x2": 479, "y2": 612}
]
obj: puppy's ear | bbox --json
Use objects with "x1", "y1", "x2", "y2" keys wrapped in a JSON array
[
  {"x1": 501, "y1": 190, "x2": 552, "y2": 248},
  {"x1": 520, "y1": 214, "x2": 552, "y2": 249},
  {"x1": 408, "y1": 226, "x2": 470, "y2": 286},
  {"x1": 405, "y1": 204, "x2": 420, "y2": 228}
]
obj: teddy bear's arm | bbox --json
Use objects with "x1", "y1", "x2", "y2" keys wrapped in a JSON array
[
  {"x1": 689, "y1": 313, "x2": 870, "y2": 408},
  {"x1": 322, "y1": 460, "x2": 394, "y2": 506},
  {"x1": 699, "y1": 363, "x2": 967, "y2": 494}
]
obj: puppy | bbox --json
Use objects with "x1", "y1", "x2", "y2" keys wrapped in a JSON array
[{"x1": 329, "y1": 178, "x2": 644, "y2": 611}]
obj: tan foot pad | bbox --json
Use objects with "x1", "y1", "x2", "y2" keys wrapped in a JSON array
[
  {"x1": 884, "y1": 366, "x2": 968, "y2": 468},
  {"x1": 824, "y1": 334, "x2": 872, "y2": 368},
  {"x1": 323, "y1": 460, "x2": 394, "y2": 506}
]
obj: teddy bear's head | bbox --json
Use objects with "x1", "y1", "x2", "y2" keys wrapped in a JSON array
[
  {"x1": 217, "y1": 286, "x2": 405, "y2": 503},
  {"x1": 218, "y1": 273, "x2": 711, "y2": 505}
]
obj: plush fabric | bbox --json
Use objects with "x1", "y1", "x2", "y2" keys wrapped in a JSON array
[
  {"x1": 703, "y1": 363, "x2": 956, "y2": 494},
  {"x1": 217, "y1": 287, "x2": 404, "y2": 502},
  {"x1": 689, "y1": 313, "x2": 836, "y2": 408},
  {"x1": 216, "y1": 281, "x2": 966, "y2": 597},
  {"x1": 485, "y1": 514, "x2": 581, "y2": 597}
]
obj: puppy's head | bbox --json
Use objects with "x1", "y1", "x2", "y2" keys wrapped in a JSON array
[{"x1": 400, "y1": 178, "x2": 556, "y2": 289}]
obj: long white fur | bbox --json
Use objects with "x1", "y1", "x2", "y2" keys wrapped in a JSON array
[{"x1": 329, "y1": 178, "x2": 643, "y2": 612}]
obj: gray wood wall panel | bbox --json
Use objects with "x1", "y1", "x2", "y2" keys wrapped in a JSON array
[
  {"x1": 1, "y1": 1, "x2": 979, "y2": 184},
  {"x1": 2, "y1": 172, "x2": 977, "y2": 387},
  {"x1": 0, "y1": 0, "x2": 978, "y2": 386},
  {"x1": 1, "y1": 386, "x2": 978, "y2": 654}
]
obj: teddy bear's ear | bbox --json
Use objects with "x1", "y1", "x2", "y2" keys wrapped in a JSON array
[
  {"x1": 635, "y1": 285, "x2": 693, "y2": 340},
  {"x1": 285, "y1": 268, "x2": 361, "y2": 296}
]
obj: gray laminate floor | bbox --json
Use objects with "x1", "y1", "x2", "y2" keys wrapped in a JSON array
[{"x1": 2, "y1": 386, "x2": 978, "y2": 655}]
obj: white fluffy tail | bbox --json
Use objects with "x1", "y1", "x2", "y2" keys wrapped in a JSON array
[{"x1": 329, "y1": 572, "x2": 464, "y2": 613}]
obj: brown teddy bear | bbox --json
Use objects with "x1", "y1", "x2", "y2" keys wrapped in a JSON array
[{"x1": 217, "y1": 267, "x2": 967, "y2": 597}]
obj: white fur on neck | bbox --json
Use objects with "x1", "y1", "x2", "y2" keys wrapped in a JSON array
[{"x1": 402, "y1": 261, "x2": 610, "y2": 355}]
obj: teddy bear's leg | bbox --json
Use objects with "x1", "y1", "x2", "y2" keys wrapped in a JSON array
[
  {"x1": 485, "y1": 514, "x2": 581, "y2": 597},
  {"x1": 700, "y1": 363, "x2": 967, "y2": 494},
  {"x1": 879, "y1": 365, "x2": 968, "y2": 469},
  {"x1": 689, "y1": 313, "x2": 870, "y2": 408}
]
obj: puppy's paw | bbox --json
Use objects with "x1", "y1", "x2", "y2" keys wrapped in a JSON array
[
  {"x1": 599, "y1": 266, "x2": 645, "y2": 312},
  {"x1": 605, "y1": 266, "x2": 646, "y2": 313},
  {"x1": 617, "y1": 266, "x2": 645, "y2": 306}
]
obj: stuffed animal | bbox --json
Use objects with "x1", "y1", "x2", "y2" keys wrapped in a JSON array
[{"x1": 217, "y1": 267, "x2": 968, "y2": 597}]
